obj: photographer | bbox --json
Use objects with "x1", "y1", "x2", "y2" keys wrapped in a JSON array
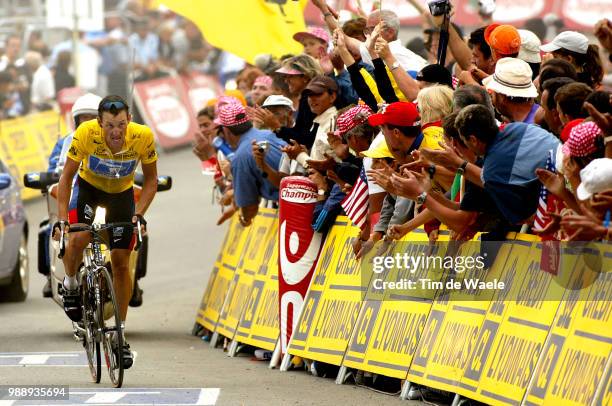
[{"x1": 216, "y1": 103, "x2": 286, "y2": 226}]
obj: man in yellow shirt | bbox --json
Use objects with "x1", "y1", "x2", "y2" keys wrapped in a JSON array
[{"x1": 54, "y1": 95, "x2": 158, "y2": 369}]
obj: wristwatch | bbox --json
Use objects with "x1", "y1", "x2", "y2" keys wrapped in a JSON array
[
  {"x1": 428, "y1": 164, "x2": 436, "y2": 179},
  {"x1": 457, "y1": 160, "x2": 468, "y2": 175},
  {"x1": 417, "y1": 191, "x2": 428, "y2": 205},
  {"x1": 390, "y1": 61, "x2": 400, "y2": 71}
]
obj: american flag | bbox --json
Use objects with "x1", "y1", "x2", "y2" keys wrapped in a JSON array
[
  {"x1": 533, "y1": 150, "x2": 556, "y2": 231},
  {"x1": 341, "y1": 167, "x2": 369, "y2": 229}
]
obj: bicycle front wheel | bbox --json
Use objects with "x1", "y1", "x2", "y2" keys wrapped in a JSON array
[
  {"x1": 98, "y1": 266, "x2": 124, "y2": 388},
  {"x1": 81, "y1": 270, "x2": 101, "y2": 383}
]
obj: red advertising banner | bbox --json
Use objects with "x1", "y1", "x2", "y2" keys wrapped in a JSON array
[
  {"x1": 278, "y1": 177, "x2": 325, "y2": 354},
  {"x1": 179, "y1": 72, "x2": 224, "y2": 114},
  {"x1": 133, "y1": 75, "x2": 198, "y2": 150}
]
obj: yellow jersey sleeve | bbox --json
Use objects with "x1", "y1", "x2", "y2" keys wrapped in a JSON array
[{"x1": 140, "y1": 126, "x2": 158, "y2": 165}]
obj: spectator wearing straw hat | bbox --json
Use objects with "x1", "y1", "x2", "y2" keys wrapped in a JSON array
[{"x1": 483, "y1": 58, "x2": 539, "y2": 124}]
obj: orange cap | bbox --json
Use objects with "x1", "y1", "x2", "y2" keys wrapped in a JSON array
[{"x1": 485, "y1": 24, "x2": 521, "y2": 56}]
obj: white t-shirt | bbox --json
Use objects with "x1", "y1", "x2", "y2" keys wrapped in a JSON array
[{"x1": 359, "y1": 39, "x2": 427, "y2": 73}]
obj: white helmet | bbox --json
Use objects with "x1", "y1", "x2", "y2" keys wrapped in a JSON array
[{"x1": 72, "y1": 93, "x2": 102, "y2": 119}]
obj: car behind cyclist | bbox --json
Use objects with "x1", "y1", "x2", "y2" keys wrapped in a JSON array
[{"x1": 54, "y1": 95, "x2": 158, "y2": 369}]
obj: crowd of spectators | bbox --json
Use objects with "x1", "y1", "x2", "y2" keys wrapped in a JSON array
[{"x1": 191, "y1": 3, "x2": 612, "y2": 252}]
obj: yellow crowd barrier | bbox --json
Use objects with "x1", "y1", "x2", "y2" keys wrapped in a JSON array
[
  {"x1": 0, "y1": 110, "x2": 66, "y2": 200},
  {"x1": 196, "y1": 210, "x2": 611, "y2": 405}
]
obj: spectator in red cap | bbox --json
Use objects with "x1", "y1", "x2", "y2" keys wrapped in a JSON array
[
  {"x1": 214, "y1": 102, "x2": 286, "y2": 226},
  {"x1": 293, "y1": 26, "x2": 330, "y2": 60},
  {"x1": 368, "y1": 102, "x2": 443, "y2": 164}
]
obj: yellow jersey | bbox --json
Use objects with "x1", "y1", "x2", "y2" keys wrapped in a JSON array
[{"x1": 67, "y1": 119, "x2": 158, "y2": 194}]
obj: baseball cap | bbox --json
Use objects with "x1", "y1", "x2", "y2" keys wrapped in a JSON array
[
  {"x1": 540, "y1": 31, "x2": 589, "y2": 54},
  {"x1": 560, "y1": 118, "x2": 584, "y2": 143},
  {"x1": 576, "y1": 158, "x2": 612, "y2": 200},
  {"x1": 416, "y1": 64, "x2": 453, "y2": 88},
  {"x1": 303, "y1": 75, "x2": 338, "y2": 95},
  {"x1": 214, "y1": 103, "x2": 250, "y2": 127},
  {"x1": 561, "y1": 121, "x2": 602, "y2": 157},
  {"x1": 261, "y1": 95, "x2": 294, "y2": 111},
  {"x1": 275, "y1": 65, "x2": 303, "y2": 75},
  {"x1": 334, "y1": 105, "x2": 373, "y2": 137},
  {"x1": 293, "y1": 26, "x2": 330, "y2": 45},
  {"x1": 485, "y1": 24, "x2": 521, "y2": 56},
  {"x1": 360, "y1": 139, "x2": 394, "y2": 159},
  {"x1": 518, "y1": 29, "x2": 542, "y2": 63},
  {"x1": 253, "y1": 75, "x2": 272, "y2": 88},
  {"x1": 368, "y1": 102, "x2": 421, "y2": 128},
  {"x1": 483, "y1": 57, "x2": 538, "y2": 98}
]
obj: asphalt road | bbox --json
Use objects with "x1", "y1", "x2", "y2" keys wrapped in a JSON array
[{"x1": 0, "y1": 147, "x2": 421, "y2": 406}]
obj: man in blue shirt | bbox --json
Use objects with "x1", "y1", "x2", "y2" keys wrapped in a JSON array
[{"x1": 215, "y1": 103, "x2": 286, "y2": 226}]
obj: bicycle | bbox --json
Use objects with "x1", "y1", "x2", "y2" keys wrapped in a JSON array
[{"x1": 58, "y1": 220, "x2": 143, "y2": 388}]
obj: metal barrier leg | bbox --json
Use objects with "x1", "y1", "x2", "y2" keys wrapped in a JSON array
[
  {"x1": 451, "y1": 393, "x2": 462, "y2": 406},
  {"x1": 268, "y1": 339, "x2": 281, "y2": 369},
  {"x1": 335, "y1": 366, "x2": 349, "y2": 385},
  {"x1": 227, "y1": 339, "x2": 239, "y2": 357},
  {"x1": 399, "y1": 380, "x2": 413, "y2": 400},
  {"x1": 279, "y1": 351, "x2": 292, "y2": 372},
  {"x1": 209, "y1": 332, "x2": 220, "y2": 349}
]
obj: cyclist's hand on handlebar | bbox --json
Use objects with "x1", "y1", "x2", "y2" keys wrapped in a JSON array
[
  {"x1": 52, "y1": 220, "x2": 69, "y2": 241},
  {"x1": 132, "y1": 214, "x2": 147, "y2": 235}
]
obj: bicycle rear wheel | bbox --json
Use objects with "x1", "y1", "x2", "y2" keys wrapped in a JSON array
[
  {"x1": 98, "y1": 266, "x2": 124, "y2": 388},
  {"x1": 80, "y1": 271, "x2": 101, "y2": 383}
]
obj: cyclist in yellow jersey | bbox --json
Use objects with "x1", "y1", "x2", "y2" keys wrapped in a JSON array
[{"x1": 54, "y1": 95, "x2": 158, "y2": 369}]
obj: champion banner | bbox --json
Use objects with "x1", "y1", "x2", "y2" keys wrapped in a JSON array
[{"x1": 278, "y1": 177, "x2": 325, "y2": 354}]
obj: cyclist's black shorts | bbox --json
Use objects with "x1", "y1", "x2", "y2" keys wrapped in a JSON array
[{"x1": 69, "y1": 176, "x2": 135, "y2": 250}]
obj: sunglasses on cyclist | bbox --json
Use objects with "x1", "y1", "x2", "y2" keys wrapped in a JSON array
[{"x1": 100, "y1": 101, "x2": 127, "y2": 111}]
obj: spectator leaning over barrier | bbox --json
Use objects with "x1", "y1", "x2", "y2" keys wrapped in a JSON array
[
  {"x1": 555, "y1": 82, "x2": 593, "y2": 142},
  {"x1": 540, "y1": 31, "x2": 604, "y2": 89},
  {"x1": 483, "y1": 58, "x2": 539, "y2": 124},
  {"x1": 215, "y1": 102, "x2": 286, "y2": 226},
  {"x1": 24, "y1": 51, "x2": 55, "y2": 111},
  {"x1": 540, "y1": 77, "x2": 576, "y2": 138}
]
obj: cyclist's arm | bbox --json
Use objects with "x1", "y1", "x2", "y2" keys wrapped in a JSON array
[
  {"x1": 58, "y1": 157, "x2": 80, "y2": 221},
  {"x1": 135, "y1": 161, "x2": 157, "y2": 217}
]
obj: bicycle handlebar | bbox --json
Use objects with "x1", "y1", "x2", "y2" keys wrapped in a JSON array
[{"x1": 58, "y1": 222, "x2": 143, "y2": 259}]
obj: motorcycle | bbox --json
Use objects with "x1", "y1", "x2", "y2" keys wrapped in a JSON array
[{"x1": 23, "y1": 171, "x2": 172, "y2": 309}]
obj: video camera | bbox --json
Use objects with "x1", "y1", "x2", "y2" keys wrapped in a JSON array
[{"x1": 427, "y1": 0, "x2": 451, "y2": 16}]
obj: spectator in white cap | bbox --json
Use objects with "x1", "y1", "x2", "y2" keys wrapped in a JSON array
[
  {"x1": 517, "y1": 29, "x2": 541, "y2": 79},
  {"x1": 258, "y1": 95, "x2": 294, "y2": 130},
  {"x1": 483, "y1": 57, "x2": 539, "y2": 124},
  {"x1": 577, "y1": 158, "x2": 612, "y2": 201},
  {"x1": 540, "y1": 31, "x2": 604, "y2": 89}
]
